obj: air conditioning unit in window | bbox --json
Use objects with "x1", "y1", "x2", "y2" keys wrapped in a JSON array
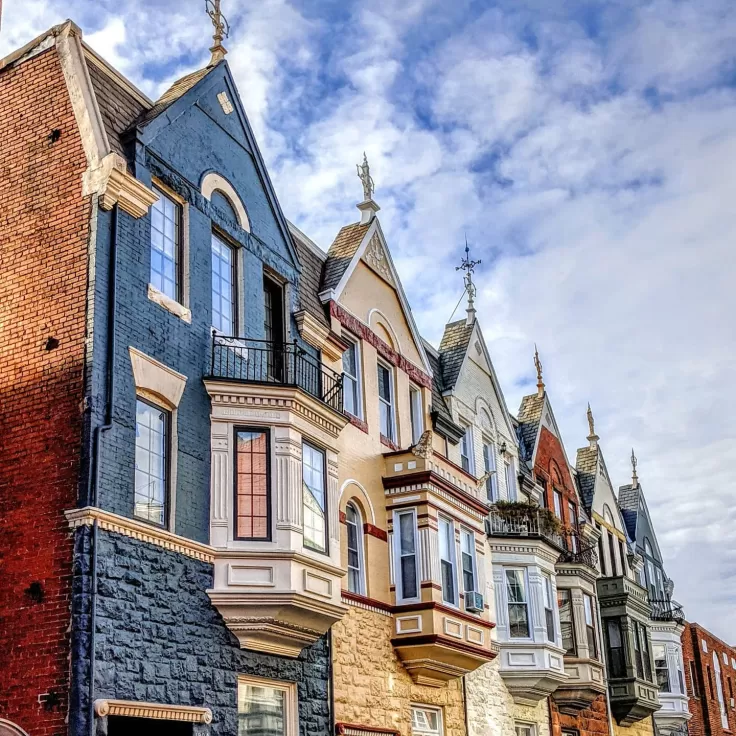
[{"x1": 465, "y1": 591, "x2": 484, "y2": 613}]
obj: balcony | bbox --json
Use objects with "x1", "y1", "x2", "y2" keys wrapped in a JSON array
[
  {"x1": 650, "y1": 598, "x2": 685, "y2": 624},
  {"x1": 209, "y1": 335, "x2": 344, "y2": 412}
]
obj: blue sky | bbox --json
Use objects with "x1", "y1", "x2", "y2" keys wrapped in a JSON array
[{"x1": 3, "y1": 0, "x2": 736, "y2": 641}]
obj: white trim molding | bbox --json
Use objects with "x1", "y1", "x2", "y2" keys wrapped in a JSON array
[
  {"x1": 94, "y1": 699, "x2": 212, "y2": 724},
  {"x1": 129, "y1": 347, "x2": 188, "y2": 408},
  {"x1": 201, "y1": 172, "x2": 250, "y2": 231}
]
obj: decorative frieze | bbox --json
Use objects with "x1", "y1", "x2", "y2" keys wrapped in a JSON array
[{"x1": 94, "y1": 699, "x2": 212, "y2": 724}]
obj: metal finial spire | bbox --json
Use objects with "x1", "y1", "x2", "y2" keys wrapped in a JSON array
[
  {"x1": 456, "y1": 236, "x2": 481, "y2": 325},
  {"x1": 206, "y1": 0, "x2": 230, "y2": 65},
  {"x1": 631, "y1": 448, "x2": 639, "y2": 486},
  {"x1": 587, "y1": 403, "x2": 599, "y2": 447},
  {"x1": 534, "y1": 344, "x2": 544, "y2": 397},
  {"x1": 356, "y1": 152, "x2": 375, "y2": 202}
]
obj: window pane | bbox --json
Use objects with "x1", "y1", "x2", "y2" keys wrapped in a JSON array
[
  {"x1": 238, "y1": 681, "x2": 286, "y2": 736},
  {"x1": 377, "y1": 364, "x2": 394, "y2": 440},
  {"x1": 151, "y1": 190, "x2": 180, "y2": 301},
  {"x1": 558, "y1": 589, "x2": 576, "y2": 655},
  {"x1": 412, "y1": 707, "x2": 441, "y2": 736},
  {"x1": 212, "y1": 234, "x2": 235, "y2": 333},
  {"x1": 236, "y1": 430, "x2": 269, "y2": 539},
  {"x1": 134, "y1": 400, "x2": 167, "y2": 526},
  {"x1": 506, "y1": 570, "x2": 530, "y2": 638},
  {"x1": 398, "y1": 513, "x2": 418, "y2": 600},
  {"x1": 346, "y1": 503, "x2": 363, "y2": 594},
  {"x1": 654, "y1": 644, "x2": 671, "y2": 692},
  {"x1": 303, "y1": 443, "x2": 326, "y2": 552},
  {"x1": 439, "y1": 518, "x2": 456, "y2": 605}
]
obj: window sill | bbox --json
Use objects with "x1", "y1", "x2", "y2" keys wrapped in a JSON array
[
  {"x1": 148, "y1": 283, "x2": 191, "y2": 324},
  {"x1": 380, "y1": 434, "x2": 399, "y2": 451},
  {"x1": 346, "y1": 413, "x2": 369, "y2": 434}
]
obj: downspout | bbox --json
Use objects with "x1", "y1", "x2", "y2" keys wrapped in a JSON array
[{"x1": 87, "y1": 202, "x2": 120, "y2": 736}]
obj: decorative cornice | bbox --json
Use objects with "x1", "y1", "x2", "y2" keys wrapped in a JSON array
[
  {"x1": 95, "y1": 154, "x2": 159, "y2": 218},
  {"x1": 294, "y1": 310, "x2": 345, "y2": 362},
  {"x1": 336, "y1": 723, "x2": 400, "y2": 736},
  {"x1": 341, "y1": 590, "x2": 393, "y2": 616},
  {"x1": 65, "y1": 507, "x2": 215, "y2": 563},
  {"x1": 94, "y1": 699, "x2": 212, "y2": 724},
  {"x1": 488, "y1": 539, "x2": 562, "y2": 565},
  {"x1": 384, "y1": 478, "x2": 488, "y2": 520}
]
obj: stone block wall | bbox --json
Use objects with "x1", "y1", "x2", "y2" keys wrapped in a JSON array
[
  {"x1": 549, "y1": 696, "x2": 609, "y2": 736},
  {"x1": 613, "y1": 716, "x2": 654, "y2": 736},
  {"x1": 0, "y1": 46, "x2": 91, "y2": 735},
  {"x1": 331, "y1": 603, "x2": 466, "y2": 736},
  {"x1": 71, "y1": 528, "x2": 331, "y2": 736}
]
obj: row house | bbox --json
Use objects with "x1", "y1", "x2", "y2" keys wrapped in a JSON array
[
  {"x1": 0, "y1": 19, "x2": 348, "y2": 736},
  {"x1": 682, "y1": 623, "x2": 736, "y2": 736}
]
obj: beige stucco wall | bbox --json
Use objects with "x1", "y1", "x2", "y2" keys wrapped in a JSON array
[{"x1": 333, "y1": 604, "x2": 467, "y2": 736}]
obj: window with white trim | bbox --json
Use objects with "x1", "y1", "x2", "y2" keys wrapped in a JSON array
[
  {"x1": 346, "y1": 502, "x2": 365, "y2": 595},
  {"x1": 302, "y1": 442, "x2": 327, "y2": 553},
  {"x1": 377, "y1": 362, "x2": 395, "y2": 442},
  {"x1": 409, "y1": 385, "x2": 424, "y2": 445},
  {"x1": 150, "y1": 187, "x2": 181, "y2": 301},
  {"x1": 543, "y1": 574, "x2": 556, "y2": 643},
  {"x1": 395, "y1": 509, "x2": 419, "y2": 602},
  {"x1": 438, "y1": 516, "x2": 458, "y2": 606},
  {"x1": 505, "y1": 458, "x2": 518, "y2": 500},
  {"x1": 342, "y1": 337, "x2": 362, "y2": 419},
  {"x1": 460, "y1": 425, "x2": 474, "y2": 474},
  {"x1": 553, "y1": 490, "x2": 563, "y2": 519},
  {"x1": 412, "y1": 706, "x2": 443, "y2": 736},
  {"x1": 654, "y1": 644, "x2": 671, "y2": 692},
  {"x1": 483, "y1": 440, "x2": 498, "y2": 501},
  {"x1": 515, "y1": 723, "x2": 535, "y2": 736},
  {"x1": 460, "y1": 528, "x2": 477, "y2": 598},
  {"x1": 583, "y1": 593, "x2": 598, "y2": 658},
  {"x1": 506, "y1": 568, "x2": 531, "y2": 638},
  {"x1": 238, "y1": 676, "x2": 297, "y2": 736}
]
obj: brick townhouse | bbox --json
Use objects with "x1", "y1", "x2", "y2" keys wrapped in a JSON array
[{"x1": 682, "y1": 623, "x2": 736, "y2": 736}]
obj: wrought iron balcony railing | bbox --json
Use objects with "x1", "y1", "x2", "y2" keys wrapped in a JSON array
[
  {"x1": 557, "y1": 544, "x2": 599, "y2": 568},
  {"x1": 209, "y1": 335, "x2": 343, "y2": 413},
  {"x1": 649, "y1": 597, "x2": 685, "y2": 623}
]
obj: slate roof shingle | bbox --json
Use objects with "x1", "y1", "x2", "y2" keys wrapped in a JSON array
[
  {"x1": 423, "y1": 342, "x2": 456, "y2": 431},
  {"x1": 291, "y1": 228, "x2": 329, "y2": 328},
  {"x1": 575, "y1": 445, "x2": 598, "y2": 512},
  {"x1": 617, "y1": 483, "x2": 641, "y2": 540},
  {"x1": 137, "y1": 66, "x2": 213, "y2": 127},
  {"x1": 516, "y1": 393, "x2": 545, "y2": 463},
  {"x1": 438, "y1": 320, "x2": 473, "y2": 391},
  {"x1": 320, "y1": 222, "x2": 370, "y2": 292}
]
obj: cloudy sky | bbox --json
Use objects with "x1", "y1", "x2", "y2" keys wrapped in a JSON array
[{"x1": 3, "y1": 0, "x2": 736, "y2": 640}]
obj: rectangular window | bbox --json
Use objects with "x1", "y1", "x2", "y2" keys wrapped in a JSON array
[
  {"x1": 641, "y1": 623, "x2": 653, "y2": 682},
  {"x1": 235, "y1": 429, "x2": 270, "y2": 540},
  {"x1": 677, "y1": 658, "x2": 685, "y2": 695},
  {"x1": 505, "y1": 459, "x2": 518, "y2": 501},
  {"x1": 543, "y1": 574, "x2": 556, "y2": 644},
  {"x1": 412, "y1": 706, "x2": 443, "y2": 736},
  {"x1": 345, "y1": 502, "x2": 365, "y2": 595},
  {"x1": 608, "y1": 532, "x2": 618, "y2": 576},
  {"x1": 460, "y1": 528, "x2": 477, "y2": 597},
  {"x1": 558, "y1": 589, "x2": 576, "y2": 656},
  {"x1": 212, "y1": 233, "x2": 235, "y2": 334},
  {"x1": 238, "y1": 676, "x2": 296, "y2": 736},
  {"x1": 654, "y1": 644, "x2": 671, "y2": 692},
  {"x1": 483, "y1": 441, "x2": 498, "y2": 501},
  {"x1": 377, "y1": 362, "x2": 395, "y2": 442},
  {"x1": 302, "y1": 443, "x2": 327, "y2": 553},
  {"x1": 506, "y1": 569, "x2": 530, "y2": 638},
  {"x1": 342, "y1": 338, "x2": 362, "y2": 418},
  {"x1": 606, "y1": 618, "x2": 626, "y2": 678},
  {"x1": 150, "y1": 188, "x2": 181, "y2": 301},
  {"x1": 410, "y1": 385, "x2": 424, "y2": 445},
  {"x1": 553, "y1": 490, "x2": 563, "y2": 519},
  {"x1": 690, "y1": 660, "x2": 700, "y2": 697},
  {"x1": 134, "y1": 399, "x2": 169, "y2": 527},
  {"x1": 460, "y1": 426, "x2": 474, "y2": 473},
  {"x1": 396, "y1": 510, "x2": 419, "y2": 602},
  {"x1": 583, "y1": 593, "x2": 597, "y2": 658},
  {"x1": 597, "y1": 524, "x2": 608, "y2": 576},
  {"x1": 618, "y1": 539, "x2": 628, "y2": 574},
  {"x1": 515, "y1": 724, "x2": 535, "y2": 736},
  {"x1": 439, "y1": 516, "x2": 457, "y2": 606}
]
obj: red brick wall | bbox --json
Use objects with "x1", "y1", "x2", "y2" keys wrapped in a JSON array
[
  {"x1": 550, "y1": 695, "x2": 610, "y2": 736},
  {"x1": 535, "y1": 425, "x2": 579, "y2": 527},
  {"x1": 0, "y1": 47, "x2": 91, "y2": 735},
  {"x1": 682, "y1": 623, "x2": 736, "y2": 736}
]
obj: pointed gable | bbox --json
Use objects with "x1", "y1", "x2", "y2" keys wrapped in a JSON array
[
  {"x1": 438, "y1": 320, "x2": 474, "y2": 390},
  {"x1": 576, "y1": 445, "x2": 599, "y2": 511},
  {"x1": 517, "y1": 393, "x2": 545, "y2": 464},
  {"x1": 321, "y1": 223, "x2": 370, "y2": 293}
]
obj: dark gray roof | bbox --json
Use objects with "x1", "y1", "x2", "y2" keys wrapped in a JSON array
[
  {"x1": 86, "y1": 57, "x2": 148, "y2": 167},
  {"x1": 516, "y1": 393, "x2": 544, "y2": 463},
  {"x1": 320, "y1": 222, "x2": 370, "y2": 292},
  {"x1": 618, "y1": 483, "x2": 641, "y2": 540},
  {"x1": 575, "y1": 445, "x2": 598, "y2": 512},
  {"x1": 137, "y1": 65, "x2": 213, "y2": 127},
  {"x1": 291, "y1": 229, "x2": 329, "y2": 328},
  {"x1": 438, "y1": 320, "x2": 473, "y2": 390},
  {"x1": 426, "y1": 348, "x2": 453, "y2": 427}
]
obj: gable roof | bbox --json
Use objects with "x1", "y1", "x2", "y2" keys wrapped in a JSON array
[
  {"x1": 138, "y1": 66, "x2": 212, "y2": 127},
  {"x1": 438, "y1": 320, "x2": 474, "y2": 390},
  {"x1": 321, "y1": 222, "x2": 370, "y2": 292},
  {"x1": 576, "y1": 445, "x2": 599, "y2": 512},
  {"x1": 423, "y1": 339, "x2": 464, "y2": 443},
  {"x1": 517, "y1": 393, "x2": 545, "y2": 464},
  {"x1": 617, "y1": 483, "x2": 641, "y2": 540},
  {"x1": 289, "y1": 223, "x2": 329, "y2": 328}
]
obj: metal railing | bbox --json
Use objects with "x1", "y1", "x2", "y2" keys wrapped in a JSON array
[
  {"x1": 209, "y1": 335, "x2": 344, "y2": 412},
  {"x1": 649, "y1": 597, "x2": 685, "y2": 623},
  {"x1": 558, "y1": 544, "x2": 599, "y2": 568}
]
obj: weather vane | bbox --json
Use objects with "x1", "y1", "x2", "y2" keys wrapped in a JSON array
[
  {"x1": 587, "y1": 403, "x2": 595, "y2": 436},
  {"x1": 356, "y1": 153, "x2": 375, "y2": 201},
  {"x1": 206, "y1": 0, "x2": 230, "y2": 65},
  {"x1": 456, "y1": 237, "x2": 481, "y2": 324},
  {"x1": 534, "y1": 344, "x2": 545, "y2": 396},
  {"x1": 631, "y1": 448, "x2": 639, "y2": 486}
]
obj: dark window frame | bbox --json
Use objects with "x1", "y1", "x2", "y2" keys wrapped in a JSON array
[
  {"x1": 233, "y1": 426, "x2": 271, "y2": 542},
  {"x1": 605, "y1": 617, "x2": 626, "y2": 678},
  {"x1": 151, "y1": 185, "x2": 183, "y2": 303},
  {"x1": 134, "y1": 397, "x2": 172, "y2": 530},
  {"x1": 557, "y1": 588, "x2": 577, "y2": 656}
]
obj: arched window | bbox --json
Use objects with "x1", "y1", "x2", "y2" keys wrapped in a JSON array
[
  {"x1": 346, "y1": 502, "x2": 366, "y2": 595},
  {"x1": 603, "y1": 504, "x2": 615, "y2": 526}
]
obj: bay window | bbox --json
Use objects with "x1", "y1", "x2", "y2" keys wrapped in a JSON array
[
  {"x1": 583, "y1": 593, "x2": 597, "y2": 658},
  {"x1": 506, "y1": 569, "x2": 531, "y2": 638},
  {"x1": 558, "y1": 589, "x2": 576, "y2": 655},
  {"x1": 543, "y1": 574, "x2": 556, "y2": 643},
  {"x1": 654, "y1": 644, "x2": 671, "y2": 692},
  {"x1": 460, "y1": 528, "x2": 477, "y2": 597},
  {"x1": 606, "y1": 618, "x2": 626, "y2": 677},
  {"x1": 439, "y1": 516, "x2": 458, "y2": 606},
  {"x1": 395, "y1": 509, "x2": 419, "y2": 602},
  {"x1": 235, "y1": 428, "x2": 270, "y2": 540},
  {"x1": 302, "y1": 442, "x2": 327, "y2": 553}
]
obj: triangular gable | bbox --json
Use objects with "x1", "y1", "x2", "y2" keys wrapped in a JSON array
[
  {"x1": 447, "y1": 320, "x2": 517, "y2": 442},
  {"x1": 138, "y1": 61, "x2": 300, "y2": 270},
  {"x1": 581, "y1": 444, "x2": 630, "y2": 540},
  {"x1": 320, "y1": 216, "x2": 432, "y2": 376},
  {"x1": 631, "y1": 487, "x2": 664, "y2": 562}
]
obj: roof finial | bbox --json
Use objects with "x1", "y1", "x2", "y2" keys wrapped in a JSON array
[
  {"x1": 631, "y1": 448, "x2": 639, "y2": 487},
  {"x1": 587, "y1": 403, "x2": 599, "y2": 448},
  {"x1": 206, "y1": 0, "x2": 230, "y2": 66},
  {"x1": 534, "y1": 344, "x2": 545, "y2": 397},
  {"x1": 356, "y1": 152, "x2": 380, "y2": 224},
  {"x1": 456, "y1": 235, "x2": 481, "y2": 326}
]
